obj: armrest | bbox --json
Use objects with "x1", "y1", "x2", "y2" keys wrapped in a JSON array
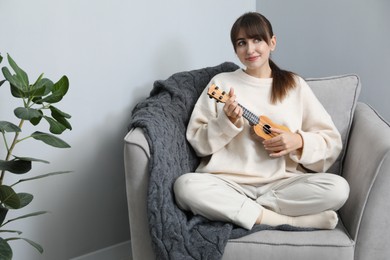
[
  {"x1": 339, "y1": 102, "x2": 390, "y2": 259},
  {"x1": 124, "y1": 128, "x2": 155, "y2": 260}
]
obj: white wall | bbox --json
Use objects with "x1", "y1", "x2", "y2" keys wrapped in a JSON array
[
  {"x1": 257, "y1": 0, "x2": 390, "y2": 121},
  {"x1": 0, "y1": 0, "x2": 255, "y2": 259}
]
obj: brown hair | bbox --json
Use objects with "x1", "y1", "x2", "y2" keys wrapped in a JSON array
[{"x1": 231, "y1": 12, "x2": 297, "y2": 103}]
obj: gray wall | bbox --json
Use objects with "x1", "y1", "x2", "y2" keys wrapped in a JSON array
[
  {"x1": 0, "y1": 0, "x2": 255, "y2": 259},
  {"x1": 257, "y1": 0, "x2": 390, "y2": 121}
]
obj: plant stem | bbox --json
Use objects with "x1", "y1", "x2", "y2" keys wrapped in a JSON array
[
  {"x1": 1, "y1": 132, "x2": 9, "y2": 151},
  {"x1": 0, "y1": 119, "x2": 24, "y2": 184}
]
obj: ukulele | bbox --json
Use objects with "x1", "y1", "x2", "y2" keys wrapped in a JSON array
[{"x1": 207, "y1": 84, "x2": 291, "y2": 140}]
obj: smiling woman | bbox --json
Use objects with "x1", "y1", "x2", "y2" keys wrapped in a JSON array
[{"x1": 174, "y1": 11, "x2": 348, "y2": 233}]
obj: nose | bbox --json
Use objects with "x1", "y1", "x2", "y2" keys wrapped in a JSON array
[{"x1": 246, "y1": 41, "x2": 255, "y2": 54}]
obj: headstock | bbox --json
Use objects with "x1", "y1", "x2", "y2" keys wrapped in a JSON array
[{"x1": 207, "y1": 84, "x2": 228, "y2": 103}]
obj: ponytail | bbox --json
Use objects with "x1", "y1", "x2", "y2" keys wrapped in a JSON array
[{"x1": 269, "y1": 59, "x2": 297, "y2": 104}]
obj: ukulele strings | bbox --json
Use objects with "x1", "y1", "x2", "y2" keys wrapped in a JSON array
[{"x1": 240, "y1": 105, "x2": 279, "y2": 138}]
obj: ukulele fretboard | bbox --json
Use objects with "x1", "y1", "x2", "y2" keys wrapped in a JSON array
[{"x1": 239, "y1": 104, "x2": 259, "y2": 125}]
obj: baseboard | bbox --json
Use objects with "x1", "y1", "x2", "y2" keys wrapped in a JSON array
[{"x1": 70, "y1": 240, "x2": 132, "y2": 260}]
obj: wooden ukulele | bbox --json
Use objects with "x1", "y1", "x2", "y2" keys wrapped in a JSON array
[{"x1": 207, "y1": 84, "x2": 291, "y2": 140}]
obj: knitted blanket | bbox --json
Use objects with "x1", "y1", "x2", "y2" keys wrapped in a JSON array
[{"x1": 128, "y1": 62, "x2": 307, "y2": 260}]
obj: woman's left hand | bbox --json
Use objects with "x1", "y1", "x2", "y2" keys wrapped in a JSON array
[{"x1": 262, "y1": 128, "x2": 303, "y2": 158}]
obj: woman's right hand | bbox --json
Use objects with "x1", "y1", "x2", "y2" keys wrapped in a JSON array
[{"x1": 223, "y1": 88, "x2": 243, "y2": 124}]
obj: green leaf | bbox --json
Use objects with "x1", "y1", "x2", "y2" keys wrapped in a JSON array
[
  {"x1": 12, "y1": 156, "x2": 49, "y2": 164},
  {"x1": 55, "y1": 116, "x2": 72, "y2": 131},
  {"x1": 43, "y1": 116, "x2": 67, "y2": 134},
  {"x1": 31, "y1": 131, "x2": 70, "y2": 148},
  {"x1": 0, "y1": 121, "x2": 21, "y2": 133},
  {"x1": 0, "y1": 238, "x2": 12, "y2": 260},
  {"x1": 2, "y1": 211, "x2": 47, "y2": 226},
  {"x1": 2, "y1": 67, "x2": 25, "y2": 94},
  {"x1": 39, "y1": 76, "x2": 69, "y2": 104},
  {"x1": 14, "y1": 107, "x2": 42, "y2": 120},
  {"x1": 1, "y1": 67, "x2": 19, "y2": 88},
  {"x1": 0, "y1": 185, "x2": 20, "y2": 209},
  {"x1": 34, "y1": 77, "x2": 53, "y2": 94},
  {"x1": 17, "y1": 193, "x2": 33, "y2": 208},
  {"x1": 49, "y1": 105, "x2": 71, "y2": 119},
  {"x1": 0, "y1": 159, "x2": 31, "y2": 174},
  {"x1": 21, "y1": 238, "x2": 43, "y2": 254},
  {"x1": 32, "y1": 78, "x2": 54, "y2": 103},
  {"x1": 50, "y1": 106, "x2": 72, "y2": 130},
  {"x1": 7, "y1": 54, "x2": 29, "y2": 88},
  {"x1": 9, "y1": 82, "x2": 26, "y2": 98},
  {"x1": 12, "y1": 171, "x2": 72, "y2": 186},
  {"x1": 23, "y1": 83, "x2": 47, "y2": 98},
  {"x1": 0, "y1": 206, "x2": 8, "y2": 225},
  {"x1": 53, "y1": 76, "x2": 69, "y2": 95},
  {"x1": 29, "y1": 110, "x2": 43, "y2": 126},
  {"x1": 32, "y1": 73, "x2": 44, "y2": 86},
  {"x1": 6, "y1": 237, "x2": 43, "y2": 254},
  {"x1": 0, "y1": 230, "x2": 22, "y2": 235},
  {"x1": 0, "y1": 53, "x2": 5, "y2": 86}
]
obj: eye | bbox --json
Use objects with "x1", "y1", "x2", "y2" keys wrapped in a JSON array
[
  {"x1": 236, "y1": 40, "x2": 246, "y2": 47},
  {"x1": 253, "y1": 38, "x2": 261, "y2": 43}
]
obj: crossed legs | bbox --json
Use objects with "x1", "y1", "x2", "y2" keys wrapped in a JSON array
[{"x1": 174, "y1": 172, "x2": 349, "y2": 230}]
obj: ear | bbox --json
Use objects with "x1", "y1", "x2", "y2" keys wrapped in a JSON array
[{"x1": 270, "y1": 35, "x2": 277, "y2": 51}]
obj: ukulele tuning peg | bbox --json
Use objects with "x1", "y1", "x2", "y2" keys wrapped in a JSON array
[{"x1": 222, "y1": 91, "x2": 226, "y2": 95}]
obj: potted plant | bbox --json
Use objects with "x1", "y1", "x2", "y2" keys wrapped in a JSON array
[{"x1": 0, "y1": 53, "x2": 72, "y2": 259}]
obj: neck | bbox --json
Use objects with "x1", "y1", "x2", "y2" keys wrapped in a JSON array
[{"x1": 244, "y1": 65, "x2": 272, "y2": 78}]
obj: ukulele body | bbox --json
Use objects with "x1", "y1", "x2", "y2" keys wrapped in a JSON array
[{"x1": 252, "y1": 115, "x2": 291, "y2": 140}]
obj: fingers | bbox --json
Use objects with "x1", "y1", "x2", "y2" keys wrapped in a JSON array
[
  {"x1": 263, "y1": 129, "x2": 303, "y2": 157},
  {"x1": 263, "y1": 137, "x2": 289, "y2": 157},
  {"x1": 223, "y1": 88, "x2": 243, "y2": 122},
  {"x1": 229, "y1": 87, "x2": 235, "y2": 97},
  {"x1": 225, "y1": 103, "x2": 242, "y2": 118}
]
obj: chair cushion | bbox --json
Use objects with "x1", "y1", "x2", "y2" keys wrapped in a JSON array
[
  {"x1": 306, "y1": 75, "x2": 361, "y2": 175},
  {"x1": 223, "y1": 222, "x2": 355, "y2": 260}
]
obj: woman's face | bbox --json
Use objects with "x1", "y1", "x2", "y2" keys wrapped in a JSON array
[{"x1": 234, "y1": 29, "x2": 276, "y2": 78}]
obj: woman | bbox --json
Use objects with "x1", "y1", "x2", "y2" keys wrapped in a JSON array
[{"x1": 174, "y1": 12, "x2": 349, "y2": 230}]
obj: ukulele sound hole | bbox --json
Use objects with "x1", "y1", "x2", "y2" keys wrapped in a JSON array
[{"x1": 263, "y1": 124, "x2": 271, "y2": 135}]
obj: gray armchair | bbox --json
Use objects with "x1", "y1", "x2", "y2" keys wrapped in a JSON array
[{"x1": 124, "y1": 64, "x2": 390, "y2": 260}]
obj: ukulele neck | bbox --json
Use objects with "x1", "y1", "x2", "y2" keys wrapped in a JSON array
[{"x1": 239, "y1": 104, "x2": 259, "y2": 125}]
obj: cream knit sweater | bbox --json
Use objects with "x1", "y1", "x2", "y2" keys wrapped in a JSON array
[{"x1": 186, "y1": 69, "x2": 342, "y2": 185}]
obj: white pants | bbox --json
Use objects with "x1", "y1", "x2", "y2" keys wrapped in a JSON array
[{"x1": 174, "y1": 173, "x2": 349, "y2": 230}]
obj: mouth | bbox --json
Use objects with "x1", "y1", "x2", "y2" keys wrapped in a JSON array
[{"x1": 246, "y1": 56, "x2": 260, "y2": 62}]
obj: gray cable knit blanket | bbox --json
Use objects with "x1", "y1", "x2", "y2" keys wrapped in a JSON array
[{"x1": 128, "y1": 62, "x2": 308, "y2": 260}]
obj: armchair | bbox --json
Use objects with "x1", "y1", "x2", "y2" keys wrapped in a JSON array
[{"x1": 124, "y1": 63, "x2": 390, "y2": 260}]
